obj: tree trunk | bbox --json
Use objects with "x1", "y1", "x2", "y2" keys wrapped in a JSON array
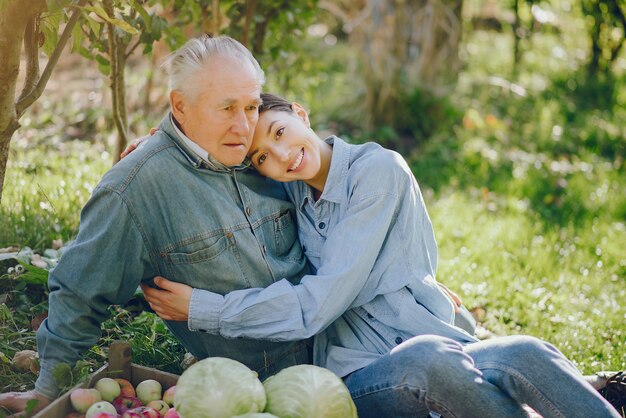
[
  {"x1": 351, "y1": 0, "x2": 464, "y2": 131},
  {"x1": 104, "y1": 0, "x2": 129, "y2": 164},
  {"x1": 0, "y1": 0, "x2": 47, "y2": 204}
]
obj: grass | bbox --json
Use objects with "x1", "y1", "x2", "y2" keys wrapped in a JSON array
[{"x1": 0, "y1": 6, "x2": 625, "y2": 396}]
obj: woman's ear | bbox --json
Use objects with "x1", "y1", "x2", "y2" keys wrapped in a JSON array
[{"x1": 291, "y1": 102, "x2": 310, "y2": 128}]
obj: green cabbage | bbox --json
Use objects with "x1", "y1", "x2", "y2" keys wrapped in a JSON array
[
  {"x1": 174, "y1": 357, "x2": 266, "y2": 418},
  {"x1": 232, "y1": 414, "x2": 280, "y2": 417},
  {"x1": 263, "y1": 365, "x2": 358, "y2": 418}
]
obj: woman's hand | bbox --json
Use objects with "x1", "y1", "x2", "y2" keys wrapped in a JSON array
[
  {"x1": 437, "y1": 282, "x2": 462, "y2": 313},
  {"x1": 140, "y1": 277, "x2": 193, "y2": 321},
  {"x1": 119, "y1": 128, "x2": 158, "y2": 159}
]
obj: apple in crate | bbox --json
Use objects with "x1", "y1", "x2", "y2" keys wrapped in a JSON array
[
  {"x1": 70, "y1": 388, "x2": 102, "y2": 413},
  {"x1": 146, "y1": 399, "x2": 170, "y2": 415},
  {"x1": 113, "y1": 395, "x2": 142, "y2": 414},
  {"x1": 85, "y1": 400, "x2": 117, "y2": 418},
  {"x1": 163, "y1": 408, "x2": 180, "y2": 418},
  {"x1": 136, "y1": 379, "x2": 162, "y2": 405},
  {"x1": 121, "y1": 406, "x2": 161, "y2": 418},
  {"x1": 115, "y1": 378, "x2": 136, "y2": 398},
  {"x1": 161, "y1": 385, "x2": 175, "y2": 406},
  {"x1": 90, "y1": 414, "x2": 117, "y2": 418},
  {"x1": 95, "y1": 377, "x2": 121, "y2": 402}
]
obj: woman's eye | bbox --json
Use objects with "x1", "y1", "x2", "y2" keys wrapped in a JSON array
[
  {"x1": 258, "y1": 154, "x2": 267, "y2": 165},
  {"x1": 276, "y1": 127, "x2": 284, "y2": 138}
]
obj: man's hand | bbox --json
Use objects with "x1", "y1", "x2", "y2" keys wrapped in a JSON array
[
  {"x1": 140, "y1": 277, "x2": 193, "y2": 321},
  {"x1": 119, "y1": 128, "x2": 158, "y2": 159},
  {"x1": 437, "y1": 282, "x2": 462, "y2": 313},
  {"x1": 0, "y1": 390, "x2": 51, "y2": 417}
]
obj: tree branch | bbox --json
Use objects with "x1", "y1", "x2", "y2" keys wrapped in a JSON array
[
  {"x1": 125, "y1": 37, "x2": 141, "y2": 59},
  {"x1": 15, "y1": 0, "x2": 88, "y2": 117},
  {"x1": 242, "y1": 0, "x2": 257, "y2": 48},
  {"x1": 18, "y1": 15, "x2": 41, "y2": 102}
]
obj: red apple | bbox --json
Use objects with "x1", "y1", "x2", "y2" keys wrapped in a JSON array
[
  {"x1": 163, "y1": 408, "x2": 180, "y2": 418},
  {"x1": 70, "y1": 388, "x2": 102, "y2": 413},
  {"x1": 112, "y1": 395, "x2": 142, "y2": 414},
  {"x1": 121, "y1": 406, "x2": 161, "y2": 418},
  {"x1": 90, "y1": 413, "x2": 118, "y2": 418},
  {"x1": 115, "y1": 378, "x2": 136, "y2": 398},
  {"x1": 161, "y1": 385, "x2": 175, "y2": 406},
  {"x1": 64, "y1": 413, "x2": 86, "y2": 418}
]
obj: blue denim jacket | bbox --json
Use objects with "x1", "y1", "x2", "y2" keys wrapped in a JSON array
[
  {"x1": 188, "y1": 136, "x2": 477, "y2": 378},
  {"x1": 35, "y1": 114, "x2": 310, "y2": 398}
]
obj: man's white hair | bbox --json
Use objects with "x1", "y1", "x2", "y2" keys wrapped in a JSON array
[{"x1": 162, "y1": 35, "x2": 265, "y2": 100}]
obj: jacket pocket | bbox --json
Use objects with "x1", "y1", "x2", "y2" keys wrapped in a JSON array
[{"x1": 160, "y1": 232, "x2": 249, "y2": 294}]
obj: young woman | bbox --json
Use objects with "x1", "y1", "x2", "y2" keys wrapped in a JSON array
[{"x1": 140, "y1": 93, "x2": 621, "y2": 418}]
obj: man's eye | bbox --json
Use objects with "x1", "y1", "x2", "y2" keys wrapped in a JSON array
[
  {"x1": 276, "y1": 127, "x2": 284, "y2": 138},
  {"x1": 246, "y1": 105, "x2": 258, "y2": 111},
  {"x1": 258, "y1": 154, "x2": 267, "y2": 165}
]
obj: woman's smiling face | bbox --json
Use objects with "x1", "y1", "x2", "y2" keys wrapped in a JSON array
[{"x1": 248, "y1": 105, "x2": 322, "y2": 183}]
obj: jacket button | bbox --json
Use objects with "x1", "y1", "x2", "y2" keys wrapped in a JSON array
[
  {"x1": 395, "y1": 337, "x2": 403, "y2": 345},
  {"x1": 318, "y1": 222, "x2": 326, "y2": 229},
  {"x1": 246, "y1": 207, "x2": 251, "y2": 216}
]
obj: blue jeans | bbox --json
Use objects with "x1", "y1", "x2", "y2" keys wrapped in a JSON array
[{"x1": 343, "y1": 335, "x2": 619, "y2": 418}]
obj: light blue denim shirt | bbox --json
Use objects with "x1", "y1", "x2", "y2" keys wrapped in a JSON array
[
  {"x1": 189, "y1": 136, "x2": 477, "y2": 378},
  {"x1": 35, "y1": 114, "x2": 310, "y2": 399}
]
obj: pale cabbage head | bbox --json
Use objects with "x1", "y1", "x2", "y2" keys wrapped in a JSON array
[
  {"x1": 232, "y1": 414, "x2": 279, "y2": 418},
  {"x1": 263, "y1": 365, "x2": 358, "y2": 418},
  {"x1": 174, "y1": 357, "x2": 266, "y2": 418}
]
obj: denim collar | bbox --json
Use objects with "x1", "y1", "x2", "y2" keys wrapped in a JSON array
[
  {"x1": 300, "y1": 135, "x2": 349, "y2": 208},
  {"x1": 157, "y1": 113, "x2": 251, "y2": 172}
]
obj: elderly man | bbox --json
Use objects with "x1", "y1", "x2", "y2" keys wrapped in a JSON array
[{"x1": 0, "y1": 35, "x2": 311, "y2": 415}]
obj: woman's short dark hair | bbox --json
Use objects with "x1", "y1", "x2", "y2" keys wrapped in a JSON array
[{"x1": 260, "y1": 93, "x2": 293, "y2": 114}]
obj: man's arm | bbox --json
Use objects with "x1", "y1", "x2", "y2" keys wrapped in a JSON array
[{"x1": 34, "y1": 186, "x2": 152, "y2": 399}]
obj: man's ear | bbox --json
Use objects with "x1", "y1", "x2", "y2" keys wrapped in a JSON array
[
  {"x1": 291, "y1": 102, "x2": 310, "y2": 128},
  {"x1": 170, "y1": 90, "x2": 187, "y2": 124}
]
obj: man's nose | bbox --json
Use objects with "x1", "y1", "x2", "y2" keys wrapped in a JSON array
[{"x1": 231, "y1": 109, "x2": 250, "y2": 135}]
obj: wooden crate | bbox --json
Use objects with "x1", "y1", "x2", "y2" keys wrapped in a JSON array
[{"x1": 34, "y1": 341, "x2": 179, "y2": 418}]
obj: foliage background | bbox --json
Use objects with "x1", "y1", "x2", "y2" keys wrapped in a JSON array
[{"x1": 0, "y1": 0, "x2": 625, "y2": 394}]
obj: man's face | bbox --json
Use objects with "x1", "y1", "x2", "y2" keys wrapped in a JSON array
[{"x1": 171, "y1": 56, "x2": 262, "y2": 166}]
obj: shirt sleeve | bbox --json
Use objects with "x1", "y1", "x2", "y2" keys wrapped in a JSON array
[
  {"x1": 35, "y1": 187, "x2": 153, "y2": 399},
  {"x1": 188, "y1": 155, "x2": 410, "y2": 341}
]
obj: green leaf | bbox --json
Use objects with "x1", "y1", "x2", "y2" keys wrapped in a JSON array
[
  {"x1": 25, "y1": 399, "x2": 41, "y2": 415},
  {"x1": 86, "y1": 14, "x2": 102, "y2": 36},
  {"x1": 83, "y1": 5, "x2": 139, "y2": 35},
  {"x1": 109, "y1": 17, "x2": 140, "y2": 35},
  {"x1": 129, "y1": 0, "x2": 151, "y2": 26},
  {"x1": 40, "y1": 11, "x2": 62, "y2": 56},
  {"x1": 95, "y1": 54, "x2": 110, "y2": 67},
  {"x1": 70, "y1": 20, "x2": 83, "y2": 53},
  {"x1": 52, "y1": 363, "x2": 73, "y2": 388},
  {"x1": 17, "y1": 261, "x2": 48, "y2": 286}
]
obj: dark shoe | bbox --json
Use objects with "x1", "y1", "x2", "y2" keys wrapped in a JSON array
[{"x1": 599, "y1": 371, "x2": 626, "y2": 416}]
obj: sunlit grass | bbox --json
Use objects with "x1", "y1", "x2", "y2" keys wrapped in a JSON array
[{"x1": 430, "y1": 189, "x2": 626, "y2": 373}]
